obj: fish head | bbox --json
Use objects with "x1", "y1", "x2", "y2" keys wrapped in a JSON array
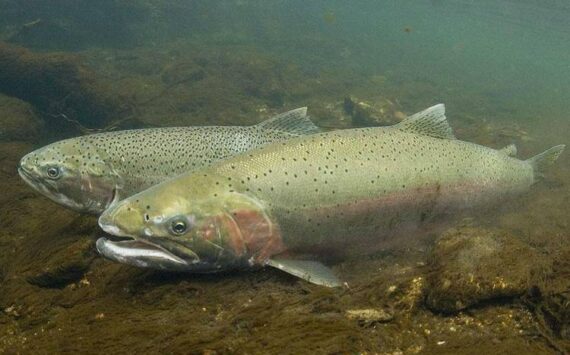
[
  {"x1": 97, "y1": 175, "x2": 284, "y2": 273},
  {"x1": 18, "y1": 139, "x2": 123, "y2": 214}
]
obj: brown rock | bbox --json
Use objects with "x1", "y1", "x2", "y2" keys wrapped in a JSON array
[
  {"x1": 0, "y1": 95, "x2": 43, "y2": 142},
  {"x1": 0, "y1": 42, "x2": 125, "y2": 130},
  {"x1": 425, "y1": 227, "x2": 543, "y2": 313},
  {"x1": 343, "y1": 96, "x2": 402, "y2": 127}
]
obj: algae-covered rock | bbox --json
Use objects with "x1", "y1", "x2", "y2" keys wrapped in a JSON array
[
  {"x1": 425, "y1": 227, "x2": 542, "y2": 313},
  {"x1": 161, "y1": 60, "x2": 206, "y2": 86},
  {"x1": 0, "y1": 94, "x2": 43, "y2": 142},
  {"x1": 526, "y1": 248, "x2": 570, "y2": 345},
  {"x1": 0, "y1": 42, "x2": 125, "y2": 130},
  {"x1": 343, "y1": 96, "x2": 404, "y2": 127},
  {"x1": 541, "y1": 292, "x2": 570, "y2": 341},
  {"x1": 26, "y1": 237, "x2": 96, "y2": 288}
]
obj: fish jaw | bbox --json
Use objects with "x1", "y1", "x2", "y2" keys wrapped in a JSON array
[{"x1": 96, "y1": 237, "x2": 193, "y2": 271}]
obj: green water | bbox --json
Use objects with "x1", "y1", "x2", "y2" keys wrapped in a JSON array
[{"x1": 0, "y1": 1, "x2": 568, "y2": 353}]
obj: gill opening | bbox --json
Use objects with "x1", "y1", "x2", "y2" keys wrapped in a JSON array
[
  {"x1": 109, "y1": 186, "x2": 121, "y2": 208},
  {"x1": 222, "y1": 211, "x2": 248, "y2": 258}
]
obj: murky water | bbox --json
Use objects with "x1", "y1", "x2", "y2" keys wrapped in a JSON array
[{"x1": 0, "y1": 1, "x2": 568, "y2": 353}]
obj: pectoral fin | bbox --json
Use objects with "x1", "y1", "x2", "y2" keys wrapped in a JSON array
[{"x1": 266, "y1": 258, "x2": 342, "y2": 287}]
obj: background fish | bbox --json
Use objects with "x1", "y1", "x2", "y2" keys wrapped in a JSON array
[
  {"x1": 18, "y1": 108, "x2": 319, "y2": 214},
  {"x1": 96, "y1": 104, "x2": 565, "y2": 286}
]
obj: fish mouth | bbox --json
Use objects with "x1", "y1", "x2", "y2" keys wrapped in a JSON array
[
  {"x1": 18, "y1": 166, "x2": 99, "y2": 213},
  {"x1": 96, "y1": 236, "x2": 197, "y2": 271},
  {"x1": 18, "y1": 166, "x2": 39, "y2": 188},
  {"x1": 18, "y1": 166, "x2": 56, "y2": 198}
]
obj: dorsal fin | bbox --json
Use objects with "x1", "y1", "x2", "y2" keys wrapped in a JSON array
[
  {"x1": 499, "y1": 144, "x2": 518, "y2": 157},
  {"x1": 394, "y1": 104, "x2": 455, "y2": 139},
  {"x1": 255, "y1": 107, "x2": 320, "y2": 135}
]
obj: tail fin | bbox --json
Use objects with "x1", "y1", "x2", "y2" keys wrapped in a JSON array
[{"x1": 526, "y1": 145, "x2": 565, "y2": 179}]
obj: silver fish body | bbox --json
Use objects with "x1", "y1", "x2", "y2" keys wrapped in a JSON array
[{"x1": 18, "y1": 108, "x2": 318, "y2": 214}]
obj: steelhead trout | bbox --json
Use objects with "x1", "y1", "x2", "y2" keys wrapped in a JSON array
[
  {"x1": 18, "y1": 108, "x2": 318, "y2": 214},
  {"x1": 97, "y1": 104, "x2": 565, "y2": 286}
]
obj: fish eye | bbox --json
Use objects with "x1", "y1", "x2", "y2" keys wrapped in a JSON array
[
  {"x1": 46, "y1": 167, "x2": 60, "y2": 179},
  {"x1": 170, "y1": 219, "x2": 188, "y2": 236}
]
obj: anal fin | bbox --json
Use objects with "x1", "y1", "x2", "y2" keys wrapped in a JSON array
[{"x1": 266, "y1": 258, "x2": 341, "y2": 287}]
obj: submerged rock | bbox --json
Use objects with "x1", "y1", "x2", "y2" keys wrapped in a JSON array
[
  {"x1": 26, "y1": 238, "x2": 96, "y2": 288},
  {"x1": 0, "y1": 95, "x2": 43, "y2": 142},
  {"x1": 343, "y1": 96, "x2": 404, "y2": 127},
  {"x1": 425, "y1": 227, "x2": 542, "y2": 313},
  {"x1": 0, "y1": 42, "x2": 125, "y2": 131},
  {"x1": 161, "y1": 60, "x2": 206, "y2": 86}
]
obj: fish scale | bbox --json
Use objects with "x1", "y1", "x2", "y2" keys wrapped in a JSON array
[
  {"x1": 207, "y1": 125, "x2": 532, "y2": 252},
  {"x1": 86, "y1": 126, "x2": 301, "y2": 191},
  {"x1": 18, "y1": 108, "x2": 318, "y2": 213}
]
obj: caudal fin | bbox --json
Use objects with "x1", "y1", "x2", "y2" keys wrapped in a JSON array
[{"x1": 527, "y1": 144, "x2": 565, "y2": 179}]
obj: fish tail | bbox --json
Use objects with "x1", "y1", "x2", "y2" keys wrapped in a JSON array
[{"x1": 526, "y1": 144, "x2": 565, "y2": 180}]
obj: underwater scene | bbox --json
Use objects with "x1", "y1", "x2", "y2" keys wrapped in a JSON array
[{"x1": 0, "y1": 0, "x2": 569, "y2": 353}]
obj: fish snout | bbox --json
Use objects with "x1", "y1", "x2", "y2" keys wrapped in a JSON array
[
  {"x1": 98, "y1": 203, "x2": 140, "y2": 237},
  {"x1": 98, "y1": 206, "x2": 125, "y2": 236},
  {"x1": 18, "y1": 153, "x2": 42, "y2": 187},
  {"x1": 18, "y1": 153, "x2": 34, "y2": 175}
]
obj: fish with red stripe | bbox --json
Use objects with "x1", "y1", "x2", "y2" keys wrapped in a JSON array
[{"x1": 97, "y1": 104, "x2": 565, "y2": 287}]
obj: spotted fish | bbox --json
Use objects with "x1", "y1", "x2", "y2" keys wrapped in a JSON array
[
  {"x1": 96, "y1": 104, "x2": 565, "y2": 286},
  {"x1": 18, "y1": 108, "x2": 319, "y2": 214}
]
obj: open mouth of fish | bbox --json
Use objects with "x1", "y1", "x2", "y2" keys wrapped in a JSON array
[{"x1": 96, "y1": 236, "x2": 200, "y2": 271}]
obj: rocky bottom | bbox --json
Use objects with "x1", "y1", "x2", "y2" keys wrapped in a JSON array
[{"x1": 0, "y1": 143, "x2": 568, "y2": 353}]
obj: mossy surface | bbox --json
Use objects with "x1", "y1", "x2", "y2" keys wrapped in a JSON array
[
  {"x1": 0, "y1": 42, "x2": 126, "y2": 132},
  {"x1": 425, "y1": 227, "x2": 545, "y2": 313},
  {"x1": 0, "y1": 95, "x2": 43, "y2": 142}
]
